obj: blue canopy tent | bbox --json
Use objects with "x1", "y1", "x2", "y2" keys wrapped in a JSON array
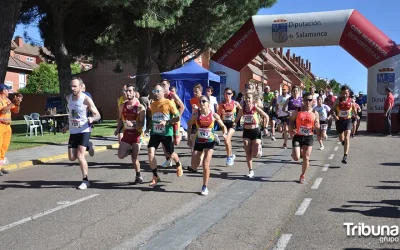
[{"x1": 161, "y1": 60, "x2": 221, "y2": 130}]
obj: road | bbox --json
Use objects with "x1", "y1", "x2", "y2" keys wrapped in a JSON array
[{"x1": 0, "y1": 126, "x2": 398, "y2": 250}]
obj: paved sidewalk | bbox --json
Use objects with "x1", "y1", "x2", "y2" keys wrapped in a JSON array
[{"x1": 3, "y1": 136, "x2": 120, "y2": 171}]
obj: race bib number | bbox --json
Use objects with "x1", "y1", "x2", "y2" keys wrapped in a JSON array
[
  {"x1": 321, "y1": 124, "x2": 328, "y2": 130},
  {"x1": 223, "y1": 113, "x2": 233, "y2": 121},
  {"x1": 198, "y1": 128, "x2": 211, "y2": 139},
  {"x1": 243, "y1": 115, "x2": 254, "y2": 124},
  {"x1": 71, "y1": 119, "x2": 81, "y2": 128},
  {"x1": 339, "y1": 110, "x2": 349, "y2": 118},
  {"x1": 299, "y1": 126, "x2": 311, "y2": 136},
  {"x1": 124, "y1": 121, "x2": 136, "y2": 130},
  {"x1": 153, "y1": 123, "x2": 165, "y2": 134}
]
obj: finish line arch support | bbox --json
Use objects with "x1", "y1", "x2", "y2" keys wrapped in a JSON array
[{"x1": 210, "y1": 9, "x2": 400, "y2": 133}]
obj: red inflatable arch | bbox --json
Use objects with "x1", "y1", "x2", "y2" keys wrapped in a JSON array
[{"x1": 210, "y1": 10, "x2": 399, "y2": 133}]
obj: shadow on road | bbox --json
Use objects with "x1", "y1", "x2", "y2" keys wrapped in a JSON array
[{"x1": 380, "y1": 162, "x2": 400, "y2": 167}]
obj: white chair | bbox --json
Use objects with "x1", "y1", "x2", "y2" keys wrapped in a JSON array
[{"x1": 23, "y1": 115, "x2": 43, "y2": 137}]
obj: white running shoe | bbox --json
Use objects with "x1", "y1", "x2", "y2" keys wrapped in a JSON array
[
  {"x1": 246, "y1": 170, "x2": 254, "y2": 178},
  {"x1": 201, "y1": 185, "x2": 209, "y2": 196},
  {"x1": 2, "y1": 157, "x2": 9, "y2": 165},
  {"x1": 319, "y1": 146, "x2": 324, "y2": 150},
  {"x1": 215, "y1": 134, "x2": 220, "y2": 146},
  {"x1": 161, "y1": 160, "x2": 172, "y2": 168},
  {"x1": 77, "y1": 180, "x2": 90, "y2": 190},
  {"x1": 88, "y1": 141, "x2": 94, "y2": 157},
  {"x1": 271, "y1": 135, "x2": 276, "y2": 141}
]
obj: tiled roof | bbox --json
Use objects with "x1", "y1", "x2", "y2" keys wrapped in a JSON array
[
  {"x1": 247, "y1": 63, "x2": 267, "y2": 78},
  {"x1": 13, "y1": 42, "x2": 41, "y2": 56},
  {"x1": 7, "y1": 56, "x2": 38, "y2": 71},
  {"x1": 262, "y1": 50, "x2": 285, "y2": 71},
  {"x1": 276, "y1": 69, "x2": 292, "y2": 83}
]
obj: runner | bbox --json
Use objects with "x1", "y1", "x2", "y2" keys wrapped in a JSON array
[
  {"x1": 187, "y1": 95, "x2": 227, "y2": 195},
  {"x1": 269, "y1": 89, "x2": 279, "y2": 141},
  {"x1": 289, "y1": 92, "x2": 320, "y2": 184},
  {"x1": 350, "y1": 96, "x2": 361, "y2": 138},
  {"x1": 115, "y1": 85, "x2": 128, "y2": 144},
  {"x1": 206, "y1": 86, "x2": 220, "y2": 145},
  {"x1": 276, "y1": 85, "x2": 291, "y2": 148},
  {"x1": 117, "y1": 84, "x2": 145, "y2": 184},
  {"x1": 62, "y1": 77, "x2": 101, "y2": 190},
  {"x1": 313, "y1": 96, "x2": 331, "y2": 150},
  {"x1": 147, "y1": 83, "x2": 182, "y2": 187},
  {"x1": 330, "y1": 86, "x2": 356, "y2": 164},
  {"x1": 234, "y1": 92, "x2": 269, "y2": 178},
  {"x1": 218, "y1": 87, "x2": 242, "y2": 166},
  {"x1": 324, "y1": 91, "x2": 336, "y2": 133},
  {"x1": 310, "y1": 86, "x2": 318, "y2": 107},
  {"x1": 355, "y1": 93, "x2": 365, "y2": 135},
  {"x1": 283, "y1": 86, "x2": 302, "y2": 128},
  {"x1": 157, "y1": 80, "x2": 185, "y2": 168}
]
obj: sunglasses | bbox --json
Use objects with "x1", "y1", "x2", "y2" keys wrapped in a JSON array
[
  {"x1": 200, "y1": 99, "x2": 209, "y2": 103},
  {"x1": 304, "y1": 99, "x2": 313, "y2": 102},
  {"x1": 152, "y1": 89, "x2": 161, "y2": 94},
  {"x1": 225, "y1": 92, "x2": 233, "y2": 95}
]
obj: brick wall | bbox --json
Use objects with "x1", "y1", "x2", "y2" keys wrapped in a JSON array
[{"x1": 4, "y1": 71, "x2": 19, "y2": 91}]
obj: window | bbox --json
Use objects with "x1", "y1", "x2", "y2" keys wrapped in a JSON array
[
  {"x1": 5, "y1": 81, "x2": 13, "y2": 90},
  {"x1": 26, "y1": 57, "x2": 34, "y2": 62},
  {"x1": 19, "y1": 73, "x2": 26, "y2": 89}
]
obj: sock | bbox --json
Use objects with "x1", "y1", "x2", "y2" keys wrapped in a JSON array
[
  {"x1": 344, "y1": 154, "x2": 347, "y2": 157},
  {"x1": 83, "y1": 175, "x2": 88, "y2": 181},
  {"x1": 175, "y1": 161, "x2": 181, "y2": 167},
  {"x1": 166, "y1": 157, "x2": 170, "y2": 161},
  {"x1": 136, "y1": 171, "x2": 141, "y2": 177},
  {"x1": 152, "y1": 168, "x2": 158, "y2": 177}
]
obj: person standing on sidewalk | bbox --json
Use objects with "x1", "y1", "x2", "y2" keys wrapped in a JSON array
[
  {"x1": 62, "y1": 77, "x2": 101, "y2": 190},
  {"x1": 330, "y1": 85, "x2": 356, "y2": 164},
  {"x1": 0, "y1": 84, "x2": 23, "y2": 175},
  {"x1": 117, "y1": 84, "x2": 145, "y2": 184},
  {"x1": 289, "y1": 92, "x2": 320, "y2": 184},
  {"x1": 384, "y1": 87, "x2": 394, "y2": 136},
  {"x1": 147, "y1": 83, "x2": 183, "y2": 187},
  {"x1": 187, "y1": 95, "x2": 227, "y2": 195}
]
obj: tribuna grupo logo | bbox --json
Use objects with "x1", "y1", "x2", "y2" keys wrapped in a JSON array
[{"x1": 344, "y1": 222, "x2": 399, "y2": 244}]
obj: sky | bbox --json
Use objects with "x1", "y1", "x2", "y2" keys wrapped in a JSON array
[{"x1": 13, "y1": 0, "x2": 400, "y2": 93}]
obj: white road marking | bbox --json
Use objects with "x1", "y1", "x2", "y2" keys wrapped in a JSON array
[
  {"x1": 57, "y1": 201, "x2": 71, "y2": 205},
  {"x1": 334, "y1": 146, "x2": 339, "y2": 151},
  {"x1": 273, "y1": 234, "x2": 292, "y2": 250},
  {"x1": 322, "y1": 164, "x2": 330, "y2": 171},
  {"x1": 295, "y1": 198, "x2": 312, "y2": 215},
  {"x1": 328, "y1": 154, "x2": 334, "y2": 160},
  {"x1": 0, "y1": 194, "x2": 99, "y2": 232},
  {"x1": 311, "y1": 178, "x2": 323, "y2": 189}
]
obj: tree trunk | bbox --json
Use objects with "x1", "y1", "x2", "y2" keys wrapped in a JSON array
[
  {"x1": 136, "y1": 29, "x2": 153, "y2": 93},
  {"x1": 0, "y1": 0, "x2": 25, "y2": 83}
]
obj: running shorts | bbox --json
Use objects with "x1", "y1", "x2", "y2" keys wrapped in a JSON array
[
  {"x1": 278, "y1": 116, "x2": 289, "y2": 124},
  {"x1": 292, "y1": 134, "x2": 314, "y2": 147},
  {"x1": 147, "y1": 135, "x2": 174, "y2": 155},
  {"x1": 335, "y1": 119, "x2": 352, "y2": 134},
  {"x1": 121, "y1": 129, "x2": 141, "y2": 145},
  {"x1": 223, "y1": 121, "x2": 235, "y2": 130},
  {"x1": 193, "y1": 141, "x2": 215, "y2": 152},
  {"x1": 243, "y1": 127, "x2": 262, "y2": 141},
  {"x1": 68, "y1": 132, "x2": 90, "y2": 149},
  {"x1": 319, "y1": 120, "x2": 328, "y2": 130}
]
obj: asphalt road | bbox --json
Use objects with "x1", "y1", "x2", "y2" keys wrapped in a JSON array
[{"x1": 0, "y1": 126, "x2": 398, "y2": 250}]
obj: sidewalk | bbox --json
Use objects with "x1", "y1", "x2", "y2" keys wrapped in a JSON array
[{"x1": 3, "y1": 136, "x2": 120, "y2": 171}]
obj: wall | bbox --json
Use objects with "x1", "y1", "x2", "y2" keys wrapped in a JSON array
[
  {"x1": 4, "y1": 71, "x2": 19, "y2": 91},
  {"x1": 14, "y1": 53, "x2": 37, "y2": 64},
  {"x1": 239, "y1": 67, "x2": 254, "y2": 93},
  {"x1": 11, "y1": 94, "x2": 51, "y2": 120}
]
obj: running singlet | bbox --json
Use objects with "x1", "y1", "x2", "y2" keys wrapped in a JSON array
[
  {"x1": 336, "y1": 97, "x2": 352, "y2": 120},
  {"x1": 277, "y1": 95, "x2": 290, "y2": 117},
  {"x1": 288, "y1": 96, "x2": 303, "y2": 112},
  {"x1": 242, "y1": 103, "x2": 259, "y2": 126},
  {"x1": 219, "y1": 100, "x2": 236, "y2": 122},
  {"x1": 122, "y1": 101, "x2": 140, "y2": 131},
  {"x1": 296, "y1": 111, "x2": 315, "y2": 136},
  {"x1": 195, "y1": 111, "x2": 215, "y2": 143},
  {"x1": 68, "y1": 93, "x2": 90, "y2": 134},
  {"x1": 313, "y1": 104, "x2": 331, "y2": 121},
  {"x1": 150, "y1": 99, "x2": 179, "y2": 136},
  {"x1": 263, "y1": 92, "x2": 274, "y2": 110}
]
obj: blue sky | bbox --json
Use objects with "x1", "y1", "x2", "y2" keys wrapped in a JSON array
[{"x1": 14, "y1": 0, "x2": 400, "y2": 93}]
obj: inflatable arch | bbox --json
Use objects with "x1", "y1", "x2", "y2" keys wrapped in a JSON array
[{"x1": 210, "y1": 10, "x2": 399, "y2": 133}]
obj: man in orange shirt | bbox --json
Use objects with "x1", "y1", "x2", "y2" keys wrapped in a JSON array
[
  {"x1": 384, "y1": 87, "x2": 394, "y2": 136},
  {"x1": 0, "y1": 84, "x2": 23, "y2": 175}
]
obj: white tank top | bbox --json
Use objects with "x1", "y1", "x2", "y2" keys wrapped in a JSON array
[{"x1": 68, "y1": 93, "x2": 90, "y2": 134}]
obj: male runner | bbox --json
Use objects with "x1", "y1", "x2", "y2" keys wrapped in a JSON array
[
  {"x1": 115, "y1": 85, "x2": 128, "y2": 143},
  {"x1": 147, "y1": 83, "x2": 182, "y2": 187},
  {"x1": 117, "y1": 84, "x2": 145, "y2": 184},
  {"x1": 62, "y1": 77, "x2": 101, "y2": 190},
  {"x1": 330, "y1": 86, "x2": 356, "y2": 164},
  {"x1": 276, "y1": 85, "x2": 291, "y2": 148}
]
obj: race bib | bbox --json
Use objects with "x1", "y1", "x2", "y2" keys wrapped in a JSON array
[
  {"x1": 124, "y1": 120, "x2": 136, "y2": 130},
  {"x1": 321, "y1": 124, "x2": 328, "y2": 130},
  {"x1": 339, "y1": 110, "x2": 349, "y2": 118},
  {"x1": 299, "y1": 126, "x2": 311, "y2": 136},
  {"x1": 223, "y1": 113, "x2": 233, "y2": 121},
  {"x1": 153, "y1": 123, "x2": 166, "y2": 134},
  {"x1": 71, "y1": 119, "x2": 81, "y2": 128},
  {"x1": 243, "y1": 114, "x2": 254, "y2": 124},
  {"x1": 198, "y1": 128, "x2": 211, "y2": 139}
]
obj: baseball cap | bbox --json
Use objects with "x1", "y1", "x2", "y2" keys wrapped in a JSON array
[
  {"x1": 0, "y1": 84, "x2": 11, "y2": 91},
  {"x1": 359, "y1": 91, "x2": 364, "y2": 95}
]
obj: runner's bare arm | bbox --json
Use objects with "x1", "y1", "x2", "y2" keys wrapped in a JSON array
[
  {"x1": 255, "y1": 106, "x2": 269, "y2": 127},
  {"x1": 213, "y1": 113, "x2": 227, "y2": 135},
  {"x1": 314, "y1": 111, "x2": 320, "y2": 130},
  {"x1": 187, "y1": 113, "x2": 198, "y2": 146},
  {"x1": 85, "y1": 96, "x2": 101, "y2": 123},
  {"x1": 234, "y1": 108, "x2": 243, "y2": 125},
  {"x1": 235, "y1": 101, "x2": 242, "y2": 110},
  {"x1": 172, "y1": 93, "x2": 185, "y2": 115},
  {"x1": 330, "y1": 99, "x2": 339, "y2": 119},
  {"x1": 62, "y1": 96, "x2": 70, "y2": 131},
  {"x1": 217, "y1": 103, "x2": 223, "y2": 115}
]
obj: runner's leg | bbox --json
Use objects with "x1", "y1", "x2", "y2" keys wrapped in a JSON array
[
  {"x1": 202, "y1": 148, "x2": 213, "y2": 187},
  {"x1": 251, "y1": 139, "x2": 262, "y2": 158},
  {"x1": 117, "y1": 141, "x2": 132, "y2": 159},
  {"x1": 243, "y1": 138, "x2": 252, "y2": 172}
]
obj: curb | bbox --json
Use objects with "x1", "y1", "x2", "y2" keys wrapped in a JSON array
[{"x1": 3, "y1": 143, "x2": 120, "y2": 172}]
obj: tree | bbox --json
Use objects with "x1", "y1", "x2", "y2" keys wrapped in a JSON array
[
  {"x1": 328, "y1": 79, "x2": 341, "y2": 94},
  {"x1": 0, "y1": 0, "x2": 25, "y2": 83},
  {"x1": 19, "y1": 62, "x2": 81, "y2": 94}
]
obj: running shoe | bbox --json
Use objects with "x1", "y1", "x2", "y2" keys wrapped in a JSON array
[
  {"x1": 3, "y1": 157, "x2": 9, "y2": 165},
  {"x1": 176, "y1": 165, "x2": 183, "y2": 177},
  {"x1": 201, "y1": 185, "x2": 209, "y2": 196},
  {"x1": 77, "y1": 180, "x2": 90, "y2": 190},
  {"x1": 161, "y1": 160, "x2": 172, "y2": 168},
  {"x1": 88, "y1": 141, "x2": 95, "y2": 157},
  {"x1": 271, "y1": 135, "x2": 276, "y2": 141},
  {"x1": 215, "y1": 134, "x2": 220, "y2": 146},
  {"x1": 226, "y1": 156, "x2": 233, "y2": 166},
  {"x1": 134, "y1": 176, "x2": 144, "y2": 184},
  {"x1": 319, "y1": 146, "x2": 324, "y2": 150},
  {"x1": 187, "y1": 166, "x2": 198, "y2": 173},
  {"x1": 283, "y1": 143, "x2": 287, "y2": 149},
  {"x1": 0, "y1": 171, "x2": 3, "y2": 176},
  {"x1": 149, "y1": 176, "x2": 160, "y2": 187},
  {"x1": 246, "y1": 170, "x2": 254, "y2": 178},
  {"x1": 1, "y1": 168, "x2": 9, "y2": 174},
  {"x1": 342, "y1": 155, "x2": 348, "y2": 164},
  {"x1": 350, "y1": 133, "x2": 354, "y2": 138},
  {"x1": 341, "y1": 141, "x2": 345, "y2": 146},
  {"x1": 299, "y1": 174, "x2": 306, "y2": 184}
]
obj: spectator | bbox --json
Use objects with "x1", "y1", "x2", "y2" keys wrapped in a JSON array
[
  {"x1": 384, "y1": 87, "x2": 394, "y2": 136},
  {"x1": 205, "y1": 86, "x2": 218, "y2": 113}
]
